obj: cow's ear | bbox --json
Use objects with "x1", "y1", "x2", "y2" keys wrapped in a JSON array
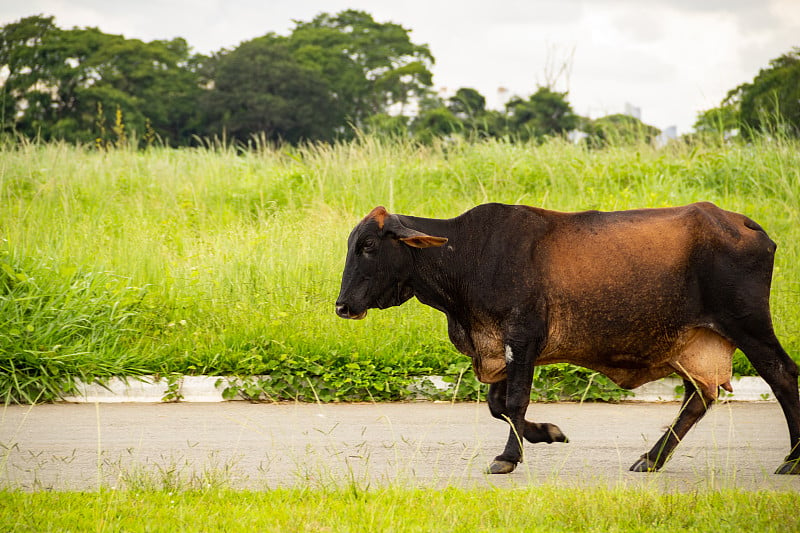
[
  {"x1": 384, "y1": 213, "x2": 448, "y2": 248},
  {"x1": 399, "y1": 235, "x2": 449, "y2": 248}
]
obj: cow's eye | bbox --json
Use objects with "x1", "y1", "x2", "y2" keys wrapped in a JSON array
[{"x1": 362, "y1": 237, "x2": 377, "y2": 253}]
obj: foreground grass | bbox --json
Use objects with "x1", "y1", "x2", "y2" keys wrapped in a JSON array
[
  {"x1": 2, "y1": 136, "x2": 799, "y2": 402},
  {"x1": 1, "y1": 486, "x2": 798, "y2": 532}
]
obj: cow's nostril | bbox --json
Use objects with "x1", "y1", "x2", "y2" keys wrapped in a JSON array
[{"x1": 336, "y1": 303, "x2": 367, "y2": 320}]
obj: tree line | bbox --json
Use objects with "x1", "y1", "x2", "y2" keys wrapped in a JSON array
[
  {"x1": 1, "y1": 12, "x2": 798, "y2": 147},
  {"x1": 1, "y1": 11, "x2": 433, "y2": 146},
  {"x1": 694, "y1": 47, "x2": 800, "y2": 140}
]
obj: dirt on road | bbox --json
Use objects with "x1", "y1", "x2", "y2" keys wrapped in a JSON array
[{"x1": 2, "y1": 401, "x2": 799, "y2": 491}]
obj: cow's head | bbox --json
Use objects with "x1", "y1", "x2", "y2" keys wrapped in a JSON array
[{"x1": 335, "y1": 206, "x2": 448, "y2": 319}]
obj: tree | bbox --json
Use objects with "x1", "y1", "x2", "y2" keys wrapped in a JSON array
[
  {"x1": 731, "y1": 47, "x2": 800, "y2": 139},
  {"x1": 289, "y1": 10, "x2": 434, "y2": 130},
  {"x1": 75, "y1": 33, "x2": 204, "y2": 146},
  {"x1": 364, "y1": 113, "x2": 409, "y2": 138},
  {"x1": 203, "y1": 35, "x2": 337, "y2": 144},
  {"x1": 695, "y1": 47, "x2": 800, "y2": 140},
  {"x1": 693, "y1": 103, "x2": 739, "y2": 140},
  {"x1": 0, "y1": 15, "x2": 71, "y2": 139},
  {"x1": 583, "y1": 114, "x2": 660, "y2": 147},
  {"x1": 445, "y1": 87, "x2": 509, "y2": 139},
  {"x1": 412, "y1": 107, "x2": 462, "y2": 143},
  {"x1": 505, "y1": 87, "x2": 578, "y2": 141},
  {"x1": 0, "y1": 15, "x2": 204, "y2": 145},
  {"x1": 448, "y1": 88, "x2": 486, "y2": 120}
]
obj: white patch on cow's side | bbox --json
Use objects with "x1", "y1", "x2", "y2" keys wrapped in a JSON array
[{"x1": 505, "y1": 344, "x2": 514, "y2": 364}]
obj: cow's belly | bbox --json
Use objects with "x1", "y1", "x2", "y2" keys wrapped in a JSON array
[
  {"x1": 539, "y1": 326, "x2": 735, "y2": 398},
  {"x1": 451, "y1": 312, "x2": 736, "y2": 396}
]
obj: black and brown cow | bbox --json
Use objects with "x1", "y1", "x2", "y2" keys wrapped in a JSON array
[{"x1": 335, "y1": 202, "x2": 800, "y2": 475}]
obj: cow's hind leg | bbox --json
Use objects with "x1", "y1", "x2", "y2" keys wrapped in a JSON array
[
  {"x1": 710, "y1": 248, "x2": 800, "y2": 474},
  {"x1": 735, "y1": 334, "x2": 800, "y2": 474},
  {"x1": 630, "y1": 379, "x2": 713, "y2": 472}
]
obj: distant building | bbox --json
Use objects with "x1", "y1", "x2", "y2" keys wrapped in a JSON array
[
  {"x1": 624, "y1": 102, "x2": 641, "y2": 120},
  {"x1": 656, "y1": 125, "x2": 678, "y2": 147}
]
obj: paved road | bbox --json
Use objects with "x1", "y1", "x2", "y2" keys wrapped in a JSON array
[{"x1": 2, "y1": 401, "x2": 799, "y2": 491}]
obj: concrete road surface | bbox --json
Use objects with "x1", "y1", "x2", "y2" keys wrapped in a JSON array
[{"x1": 2, "y1": 401, "x2": 799, "y2": 491}]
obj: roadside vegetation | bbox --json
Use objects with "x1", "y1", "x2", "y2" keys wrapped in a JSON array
[{"x1": 1, "y1": 135, "x2": 799, "y2": 403}]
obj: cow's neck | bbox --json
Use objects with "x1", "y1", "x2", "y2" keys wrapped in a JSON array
[{"x1": 398, "y1": 214, "x2": 474, "y2": 321}]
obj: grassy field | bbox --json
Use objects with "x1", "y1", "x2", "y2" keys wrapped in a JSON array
[
  {"x1": 1, "y1": 136, "x2": 799, "y2": 402},
  {"x1": 1, "y1": 486, "x2": 799, "y2": 532}
]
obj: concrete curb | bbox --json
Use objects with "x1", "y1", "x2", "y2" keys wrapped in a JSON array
[{"x1": 59, "y1": 375, "x2": 776, "y2": 403}]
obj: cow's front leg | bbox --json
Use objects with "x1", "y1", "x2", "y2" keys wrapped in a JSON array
[
  {"x1": 488, "y1": 380, "x2": 568, "y2": 445},
  {"x1": 487, "y1": 342, "x2": 539, "y2": 474}
]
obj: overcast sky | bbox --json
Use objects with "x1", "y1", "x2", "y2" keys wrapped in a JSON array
[{"x1": 2, "y1": 0, "x2": 798, "y2": 134}]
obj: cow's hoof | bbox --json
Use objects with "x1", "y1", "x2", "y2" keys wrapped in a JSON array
[
  {"x1": 629, "y1": 457, "x2": 659, "y2": 473},
  {"x1": 545, "y1": 423, "x2": 569, "y2": 443},
  {"x1": 525, "y1": 423, "x2": 569, "y2": 444},
  {"x1": 486, "y1": 460, "x2": 517, "y2": 474},
  {"x1": 775, "y1": 459, "x2": 800, "y2": 475}
]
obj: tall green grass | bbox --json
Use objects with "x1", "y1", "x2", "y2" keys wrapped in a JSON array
[{"x1": 1, "y1": 136, "x2": 799, "y2": 402}]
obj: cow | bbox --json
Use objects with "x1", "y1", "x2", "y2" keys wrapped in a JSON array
[{"x1": 335, "y1": 202, "x2": 800, "y2": 475}]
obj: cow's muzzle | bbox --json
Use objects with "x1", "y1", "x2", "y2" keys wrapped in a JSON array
[{"x1": 335, "y1": 303, "x2": 367, "y2": 320}]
